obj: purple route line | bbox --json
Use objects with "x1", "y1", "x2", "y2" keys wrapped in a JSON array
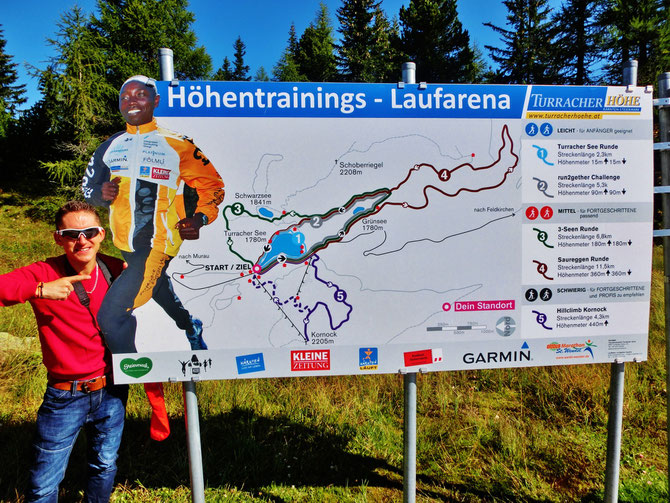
[
  {"x1": 252, "y1": 278, "x2": 310, "y2": 313},
  {"x1": 303, "y1": 255, "x2": 353, "y2": 341},
  {"x1": 250, "y1": 254, "x2": 353, "y2": 342}
]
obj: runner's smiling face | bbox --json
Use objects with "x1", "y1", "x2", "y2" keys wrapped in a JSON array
[
  {"x1": 119, "y1": 81, "x2": 159, "y2": 126},
  {"x1": 54, "y1": 211, "x2": 105, "y2": 271}
]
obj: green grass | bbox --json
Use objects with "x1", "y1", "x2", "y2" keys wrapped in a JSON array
[{"x1": 0, "y1": 194, "x2": 667, "y2": 502}]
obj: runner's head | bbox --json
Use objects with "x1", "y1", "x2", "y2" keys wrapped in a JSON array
[{"x1": 119, "y1": 75, "x2": 160, "y2": 126}]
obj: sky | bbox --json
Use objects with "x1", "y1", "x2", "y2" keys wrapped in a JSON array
[{"x1": 2, "y1": 0, "x2": 551, "y2": 110}]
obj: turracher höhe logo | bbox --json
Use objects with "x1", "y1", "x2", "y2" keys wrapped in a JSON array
[{"x1": 120, "y1": 357, "x2": 153, "y2": 378}]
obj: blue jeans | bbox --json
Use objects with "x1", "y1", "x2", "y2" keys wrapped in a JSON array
[{"x1": 27, "y1": 384, "x2": 128, "y2": 502}]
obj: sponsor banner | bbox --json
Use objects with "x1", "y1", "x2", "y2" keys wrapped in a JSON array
[{"x1": 110, "y1": 333, "x2": 648, "y2": 383}]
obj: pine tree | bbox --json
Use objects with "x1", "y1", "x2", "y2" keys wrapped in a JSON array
[
  {"x1": 368, "y1": 7, "x2": 403, "y2": 82},
  {"x1": 254, "y1": 66, "x2": 270, "y2": 82},
  {"x1": 8, "y1": 0, "x2": 211, "y2": 189},
  {"x1": 399, "y1": 0, "x2": 477, "y2": 83},
  {"x1": 484, "y1": 0, "x2": 558, "y2": 84},
  {"x1": 0, "y1": 26, "x2": 26, "y2": 136},
  {"x1": 551, "y1": 0, "x2": 602, "y2": 84},
  {"x1": 471, "y1": 44, "x2": 491, "y2": 83},
  {"x1": 231, "y1": 37, "x2": 251, "y2": 81},
  {"x1": 0, "y1": 26, "x2": 31, "y2": 188},
  {"x1": 295, "y1": 3, "x2": 338, "y2": 82},
  {"x1": 0, "y1": 101, "x2": 56, "y2": 190},
  {"x1": 336, "y1": 0, "x2": 401, "y2": 82},
  {"x1": 597, "y1": 0, "x2": 670, "y2": 85},
  {"x1": 213, "y1": 57, "x2": 233, "y2": 80},
  {"x1": 93, "y1": 0, "x2": 212, "y2": 87},
  {"x1": 39, "y1": 8, "x2": 113, "y2": 143},
  {"x1": 35, "y1": 7, "x2": 116, "y2": 185},
  {"x1": 273, "y1": 24, "x2": 306, "y2": 82}
]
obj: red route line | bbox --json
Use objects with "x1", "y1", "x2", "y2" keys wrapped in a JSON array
[
  {"x1": 251, "y1": 124, "x2": 516, "y2": 271},
  {"x1": 382, "y1": 124, "x2": 517, "y2": 211}
]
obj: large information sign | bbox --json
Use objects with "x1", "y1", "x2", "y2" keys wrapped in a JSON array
[{"x1": 113, "y1": 82, "x2": 653, "y2": 384}]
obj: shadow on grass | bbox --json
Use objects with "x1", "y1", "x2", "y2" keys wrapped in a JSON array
[
  {"x1": 119, "y1": 406, "x2": 403, "y2": 490},
  {"x1": 119, "y1": 407, "x2": 560, "y2": 502},
  {"x1": 0, "y1": 407, "x2": 586, "y2": 502},
  {"x1": 2, "y1": 407, "x2": 403, "y2": 501}
]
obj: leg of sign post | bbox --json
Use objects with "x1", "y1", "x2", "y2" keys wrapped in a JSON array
[
  {"x1": 400, "y1": 62, "x2": 418, "y2": 503},
  {"x1": 604, "y1": 361, "x2": 625, "y2": 502},
  {"x1": 603, "y1": 59, "x2": 638, "y2": 503},
  {"x1": 183, "y1": 380, "x2": 205, "y2": 503},
  {"x1": 159, "y1": 47, "x2": 206, "y2": 503},
  {"x1": 657, "y1": 71, "x2": 670, "y2": 503},
  {"x1": 403, "y1": 371, "x2": 417, "y2": 502}
]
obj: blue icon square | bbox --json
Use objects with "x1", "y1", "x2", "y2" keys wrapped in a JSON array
[
  {"x1": 236, "y1": 353, "x2": 265, "y2": 374},
  {"x1": 359, "y1": 347, "x2": 378, "y2": 368}
]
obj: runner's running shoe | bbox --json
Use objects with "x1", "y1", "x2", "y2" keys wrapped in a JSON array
[{"x1": 185, "y1": 318, "x2": 207, "y2": 350}]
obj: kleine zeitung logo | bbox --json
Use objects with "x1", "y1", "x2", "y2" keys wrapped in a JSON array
[
  {"x1": 151, "y1": 167, "x2": 170, "y2": 180},
  {"x1": 291, "y1": 350, "x2": 330, "y2": 371}
]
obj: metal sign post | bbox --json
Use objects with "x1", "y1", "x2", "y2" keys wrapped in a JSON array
[
  {"x1": 401, "y1": 61, "x2": 418, "y2": 503},
  {"x1": 654, "y1": 71, "x2": 670, "y2": 503},
  {"x1": 403, "y1": 371, "x2": 417, "y2": 503},
  {"x1": 159, "y1": 47, "x2": 206, "y2": 503},
  {"x1": 183, "y1": 380, "x2": 205, "y2": 503},
  {"x1": 603, "y1": 58, "x2": 637, "y2": 503}
]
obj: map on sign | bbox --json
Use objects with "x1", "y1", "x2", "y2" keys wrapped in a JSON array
[
  {"x1": 138, "y1": 118, "x2": 520, "y2": 348},
  {"x1": 112, "y1": 82, "x2": 652, "y2": 383}
]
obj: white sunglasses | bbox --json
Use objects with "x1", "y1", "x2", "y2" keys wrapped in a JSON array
[{"x1": 56, "y1": 226, "x2": 104, "y2": 240}]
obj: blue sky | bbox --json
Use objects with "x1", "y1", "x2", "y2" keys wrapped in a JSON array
[{"x1": 3, "y1": 0, "x2": 550, "y2": 110}]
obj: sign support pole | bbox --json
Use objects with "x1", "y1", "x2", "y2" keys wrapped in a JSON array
[
  {"x1": 403, "y1": 371, "x2": 417, "y2": 502},
  {"x1": 603, "y1": 59, "x2": 637, "y2": 503},
  {"x1": 183, "y1": 380, "x2": 205, "y2": 503},
  {"x1": 159, "y1": 47, "x2": 206, "y2": 503},
  {"x1": 655, "y1": 71, "x2": 670, "y2": 503},
  {"x1": 401, "y1": 61, "x2": 418, "y2": 503}
]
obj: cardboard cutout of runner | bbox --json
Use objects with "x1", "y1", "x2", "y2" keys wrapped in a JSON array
[{"x1": 82, "y1": 76, "x2": 225, "y2": 353}]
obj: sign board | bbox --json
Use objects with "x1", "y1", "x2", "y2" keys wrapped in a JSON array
[{"x1": 112, "y1": 81, "x2": 653, "y2": 384}]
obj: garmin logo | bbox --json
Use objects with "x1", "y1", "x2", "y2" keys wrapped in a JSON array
[{"x1": 462, "y1": 350, "x2": 531, "y2": 364}]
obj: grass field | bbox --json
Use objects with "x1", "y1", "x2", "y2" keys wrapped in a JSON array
[{"x1": 0, "y1": 193, "x2": 667, "y2": 502}]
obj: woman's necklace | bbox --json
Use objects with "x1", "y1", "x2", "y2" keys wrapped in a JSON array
[{"x1": 86, "y1": 264, "x2": 99, "y2": 294}]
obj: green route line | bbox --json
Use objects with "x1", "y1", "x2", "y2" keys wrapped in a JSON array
[{"x1": 225, "y1": 237, "x2": 255, "y2": 266}]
